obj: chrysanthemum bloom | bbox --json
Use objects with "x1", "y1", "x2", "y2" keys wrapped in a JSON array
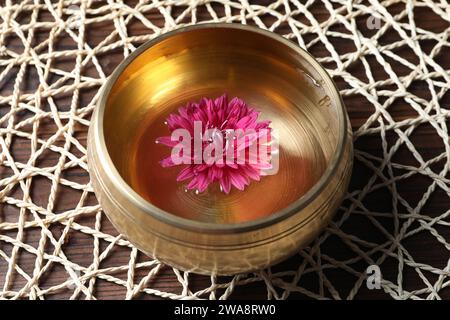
[{"x1": 156, "y1": 94, "x2": 273, "y2": 194}]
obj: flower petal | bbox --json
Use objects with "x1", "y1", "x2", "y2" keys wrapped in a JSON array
[
  {"x1": 155, "y1": 135, "x2": 179, "y2": 147},
  {"x1": 177, "y1": 166, "x2": 195, "y2": 181}
]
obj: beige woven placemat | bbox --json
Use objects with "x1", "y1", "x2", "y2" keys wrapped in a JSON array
[{"x1": 1, "y1": 0, "x2": 449, "y2": 299}]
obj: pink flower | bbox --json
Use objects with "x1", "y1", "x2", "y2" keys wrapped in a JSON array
[{"x1": 156, "y1": 94, "x2": 273, "y2": 194}]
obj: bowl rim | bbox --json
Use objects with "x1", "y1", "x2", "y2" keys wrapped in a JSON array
[{"x1": 92, "y1": 23, "x2": 349, "y2": 234}]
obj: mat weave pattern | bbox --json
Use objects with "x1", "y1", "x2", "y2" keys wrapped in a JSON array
[{"x1": 1, "y1": 0, "x2": 450, "y2": 299}]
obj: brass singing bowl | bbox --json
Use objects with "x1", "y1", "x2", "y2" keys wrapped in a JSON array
[{"x1": 87, "y1": 24, "x2": 353, "y2": 275}]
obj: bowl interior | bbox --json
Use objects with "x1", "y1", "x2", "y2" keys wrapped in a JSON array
[{"x1": 103, "y1": 26, "x2": 343, "y2": 224}]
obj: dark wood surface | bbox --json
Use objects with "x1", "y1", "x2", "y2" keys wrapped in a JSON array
[{"x1": 0, "y1": 0, "x2": 449, "y2": 299}]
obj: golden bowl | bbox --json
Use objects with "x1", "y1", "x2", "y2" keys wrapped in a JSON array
[{"x1": 87, "y1": 23, "x2": 353, "y2": 275}]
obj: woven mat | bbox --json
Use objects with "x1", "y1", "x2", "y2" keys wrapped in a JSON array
[{"x1": 1, "y1": 0, "x2": 450, "y2": 300}]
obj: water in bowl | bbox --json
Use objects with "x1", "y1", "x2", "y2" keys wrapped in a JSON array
[{"x1": 127, "y1": 89, "x2": 327, "y2": 224}]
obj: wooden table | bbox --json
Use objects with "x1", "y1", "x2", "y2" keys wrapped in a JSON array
[{"x1": 0, "y1": 0, "x2": 449, "y2": 299}]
